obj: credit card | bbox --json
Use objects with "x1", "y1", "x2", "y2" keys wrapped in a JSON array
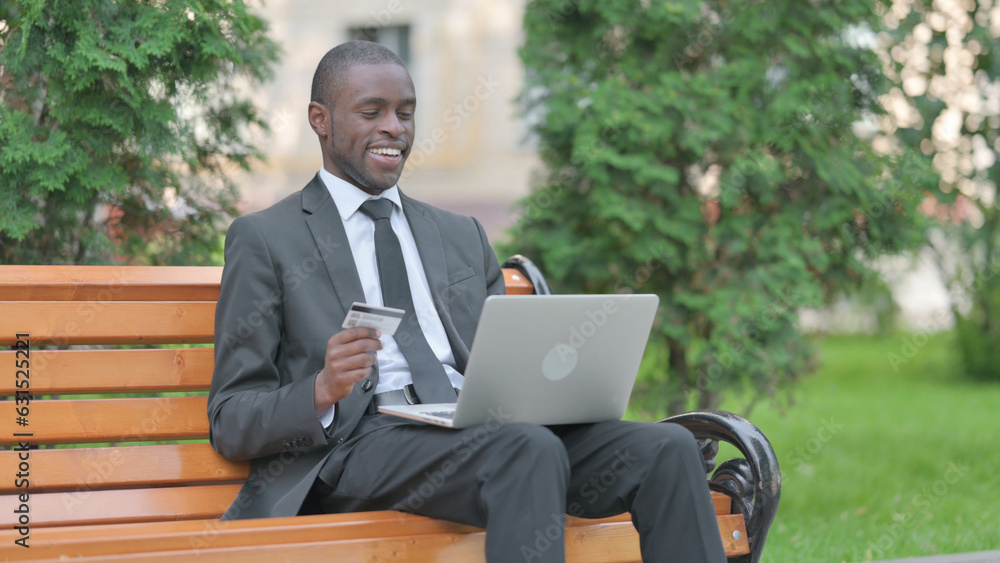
[{"x1": 341, "y1": 302, "x2": 405, "y2": 336}]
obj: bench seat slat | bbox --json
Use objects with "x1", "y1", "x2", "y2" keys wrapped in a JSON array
[
  {"x1": 0, "y1": 266, "x2": 222, "y2": 302},
  {"x1": 0, "y1": 511, "x2": 483, "y2": 560},
  {"x1": 1, "y1": 484, "x2": 241, "y2": 528},
  {"x1": 0, "y1": 484, "x2": 740, "y2": 541},
  {"x1": 0, "y1": 444, "x2": 248, "y2": 494},
  {"x1": 0, "y1": 397, "x2": 209, "y2": 446},
  {"x1": 0, "y1": 511, "x2": 749, "y2": 561},
  {"x1": 0, "y1": 348, "x2": 214, "y2": 394},
  {"x1": 0, "y1": 486, "x2": 744, "y2": 553},
  {"x1": 0, "y1": 513, "x2": 749, "y2": 561},
  {"x1": 1, "y1": 511, "x2": 727, "y2": 562},
  {"x1": 0, "y1": 302, "x2": 216, "y2": 346},
  {"x1": 24, "y1": 532, "x2": 582, "y2": 562}
]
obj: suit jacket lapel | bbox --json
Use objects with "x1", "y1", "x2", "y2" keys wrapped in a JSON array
[
  {"x1": 400, "y1": 192, "x2": 470, "y2": 370},
  {"x1": 302, "y1": 174, "x2": 366, "y2": 316},
  {"x1": 401, "y1": 192, "x2": 449, "y2": 315}
]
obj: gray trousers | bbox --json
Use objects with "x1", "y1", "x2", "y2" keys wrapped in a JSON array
[{"x1": 312, "y1": 415, "x2": 727, "y2": 563}]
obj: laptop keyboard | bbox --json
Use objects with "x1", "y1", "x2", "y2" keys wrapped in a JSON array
[{"x1": 425, "y1": 410, "x2": 455, "y2": 419}]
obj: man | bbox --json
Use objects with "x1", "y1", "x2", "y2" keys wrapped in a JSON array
[{"x1": 208, "y1": 40, "x2": 726, "y2": 562}]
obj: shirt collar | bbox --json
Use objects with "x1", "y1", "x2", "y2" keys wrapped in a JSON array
[{"x1": 318, "y1": 167, "x2": 402, "y2": 221}]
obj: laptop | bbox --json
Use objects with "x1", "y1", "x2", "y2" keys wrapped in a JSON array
[{"x1": 379, "y1": 294, "x2": 659, "y2": 429}]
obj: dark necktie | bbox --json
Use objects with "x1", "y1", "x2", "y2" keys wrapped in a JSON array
[{"x1": 359, "y1": 198, "x2": 457, "y2": 404}]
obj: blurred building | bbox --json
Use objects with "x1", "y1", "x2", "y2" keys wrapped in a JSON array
[{"x1": 234, "y1": 0, "x2": 537, "y2": 241}]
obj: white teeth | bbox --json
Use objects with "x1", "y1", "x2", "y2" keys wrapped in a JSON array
[{"x1": 369, "y1": 148, "x2": 401, "y2": 156}]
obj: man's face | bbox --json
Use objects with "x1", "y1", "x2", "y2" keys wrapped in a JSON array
[{"x1": 319, "y1": 64, "x2": 416, "y2": 195}]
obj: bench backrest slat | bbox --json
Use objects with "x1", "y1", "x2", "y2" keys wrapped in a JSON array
[
  {"x1": 0, "y1": 266, "x2": 222, "y2": 301},
  {"x1": 0, "y1": 302, "x2": 216, "y2": 346},
  {"x1": 0, "y1": 348, "x2": 214, "y2": 394},
  {"x1": 0, "y1": 444, "x2": 247, "y2": 494},
  {"x1": 0, "y1": 483, "x2": 242, "y2": 528},
  {"x1": 0, "y1": 396, "x2": 209, "y2": 446}
]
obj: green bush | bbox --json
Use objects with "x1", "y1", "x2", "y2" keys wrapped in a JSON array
[
  {"x1": 0, "y1": 0, "x2": 279, "y2": 265},
  {"x1": 505, "y1": 0, "x2": 932, "y2": 415}
]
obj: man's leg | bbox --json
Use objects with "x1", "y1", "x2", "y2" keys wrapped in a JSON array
[
  {"x1": 554, "y1": 421, "x2": 727, "y2": 562},
  {"x1": 315, "y1": 416, "x2": 571, "y2": 563}
]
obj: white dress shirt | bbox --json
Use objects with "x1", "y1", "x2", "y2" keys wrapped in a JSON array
[{"x1": 317, "y1": 169, "x2": 463, "y2": 426}]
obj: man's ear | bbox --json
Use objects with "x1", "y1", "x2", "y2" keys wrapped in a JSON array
[{"x1": 308, "y1": 102, "x2": 330, "y2": 137}]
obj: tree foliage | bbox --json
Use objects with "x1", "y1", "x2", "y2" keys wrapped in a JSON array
[
  {"x1": 881, "y1": 0, "x2": 1000, "y2": 381},
  {"x1": 505, "y1": 0, "x2": 933, "y2": 416},
  {"x1": 0, "y1": 0, "x2": 279, "y2": 264}
]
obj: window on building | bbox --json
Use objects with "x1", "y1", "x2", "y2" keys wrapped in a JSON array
[{"x1": 349, "y1": 25, "x2": 411, "y2": 67}]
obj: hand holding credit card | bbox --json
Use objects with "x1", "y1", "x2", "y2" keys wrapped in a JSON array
[{"x1": 341, "y1": 302, "x2": 405, "y2": 336}]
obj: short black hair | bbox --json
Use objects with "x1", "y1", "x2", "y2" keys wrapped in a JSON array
[{"x1": 311, "y1": 41, "x2": 406, "y2": 108}]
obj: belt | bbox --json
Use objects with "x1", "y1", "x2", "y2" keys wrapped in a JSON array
[{"x1": 365, "y1": 384, "x2": 459, "y2": 415}]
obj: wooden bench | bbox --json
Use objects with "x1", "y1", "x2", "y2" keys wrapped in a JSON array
[{"x1": 0, "y1": 259, "x2": 779, "y2": 561}]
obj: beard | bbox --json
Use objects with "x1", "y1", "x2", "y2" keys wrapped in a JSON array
[{"x1": 326, "y1": 135, "x2": 404, "y2": 194}]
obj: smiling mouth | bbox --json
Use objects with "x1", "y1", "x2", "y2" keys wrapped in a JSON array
[{"x1": 368, "y1": 147, "x2": 402, "y2": 157}]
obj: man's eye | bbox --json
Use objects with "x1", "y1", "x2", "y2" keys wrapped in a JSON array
[
  {"x1": 361, "y1": 111, "x2": 379, "y2": 118},
  {"x1": 397, "y1": 112, "x2": 414, "y2": 120}
]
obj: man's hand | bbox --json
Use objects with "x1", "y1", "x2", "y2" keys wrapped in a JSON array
[{"x1": 314, "y1": 327, "x2": 383, "y2": 416}]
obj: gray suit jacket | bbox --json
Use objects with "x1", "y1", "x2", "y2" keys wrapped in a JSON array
[{"x1": 207, "y1": 175, "x2": 504, "y2": 520}]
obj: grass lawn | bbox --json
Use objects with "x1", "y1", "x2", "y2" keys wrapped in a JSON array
[{"x1": 704, "y1": 331, "x2": 1000, "y2": 562}]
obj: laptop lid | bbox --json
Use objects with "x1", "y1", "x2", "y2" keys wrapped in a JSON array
[{"x1": 450, "y1": 294, "x2": 659, "y2": 427}]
